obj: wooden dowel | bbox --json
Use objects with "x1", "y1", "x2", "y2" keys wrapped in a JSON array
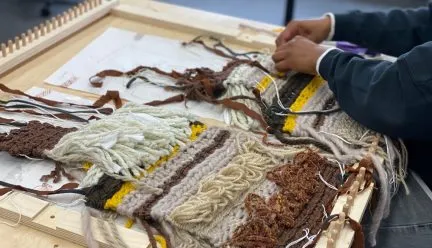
[
  {"x1": 46, "y1": 20, "x2": 51, "y2": 32},
  {"x1": 40, "y1": 24, "x2": 45, "y2": 36},
  {"x1": 1, "y1": 43, "x2": 7, "y2": 57},
  {"x1": 14, "y1": 36, "x2": 20, "y2": 49},
  {"x1": 57, "y1": 15, "x2": 63, "y2": 27},
  {"x1": 27, "y1": 29, "x2": 33, "y2": 42},
  {"x1": 51, "y1": 17, "x2": 57, "y2": 29},
  {"x1": 7, "y1": 40, "x2": 13, "y2": 53},
  {"x1": 21, "y1": 33, "x2": 27, "y2": 46},
  {"x1": 33, "y1": 26, "x2": 39, "y2": 39}
]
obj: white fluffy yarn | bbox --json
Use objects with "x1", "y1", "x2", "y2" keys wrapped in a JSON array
[{"x1": 45, "y1": 103, "x2": 196, "y2": 182}]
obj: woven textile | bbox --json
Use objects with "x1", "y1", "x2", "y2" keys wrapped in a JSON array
[{"x1": 83, "y1": 125, "x2": 342, "y2": 248}]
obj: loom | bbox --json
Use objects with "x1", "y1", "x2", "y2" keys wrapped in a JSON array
[{"x1": 0, "y1": 1, "x2": 404, "y2": 248}]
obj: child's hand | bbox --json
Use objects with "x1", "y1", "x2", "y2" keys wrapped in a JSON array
[
  {"x1": 276, "y1": 16, "x2": 332, "y2": 47},
  {"x1": 272, "y1": 36, "x2": 328, "y2": 74}
]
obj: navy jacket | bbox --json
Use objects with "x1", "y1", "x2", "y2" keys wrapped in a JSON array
[{"x1": 318, "y1": 5, "x2": 432, "y2": 187}]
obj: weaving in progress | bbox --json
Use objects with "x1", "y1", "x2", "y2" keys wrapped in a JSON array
[{"x1": 0, "y1": 8, "x2": 407, "y2": 248}]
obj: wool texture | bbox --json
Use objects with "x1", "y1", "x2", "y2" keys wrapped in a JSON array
[{"x1": 82, "y1": 125, "x2": 351, "y2": 248}]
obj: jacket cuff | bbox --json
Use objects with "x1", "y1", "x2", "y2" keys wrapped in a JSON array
[
  {"x1": 323, "y1": 13, "x2": 336, "y2": 41},
  {"x1": 333, "y1": 13, "x2": 356, "y2": 41},
  {"x1": 317, "y1": 48, "x2": 344, "y2": 80},
  {"x1": 316, "y1": 48, "x2": 342, "y2": 78}
]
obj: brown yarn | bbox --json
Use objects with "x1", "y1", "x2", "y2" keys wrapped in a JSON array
[
  {"x1": 40, "y1": 162, "x2": 75, "y2": 183},
  {"x1": 0, "y1": 181, "x2": 80, "y2": 196},
  {"x1": 338, "y1": 157, "x2": 374, "y2": 195},
  {"x1": 92, "y1": 90, "x2": 123, "y2": 109},
  {"x1": 0, "y1": 121, "x2": 77, "y2": 158},
  {"x1": 229, "y1": 150, "x2": 339, "y2": 248}
]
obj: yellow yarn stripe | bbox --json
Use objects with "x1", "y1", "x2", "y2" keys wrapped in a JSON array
[
  {"x1": 256, "y1": 72, "x2": 286, "y2": 93},
  {"x1": 155, "y1": 235, "x2": 167, "y2": 248},
  {"x1": 124, "y1": 218, "x2": 135, "y2": 229},
  {"x1": 282, "y1": 76, "x2": 326, "y2": 133},
  {"x1": 256, "y1": 75, "x2": 275, "y2": 92},
  {"x1": 103, "y1": 123, "x2": 207, "y2": 212},
  {"x1": 82, "y1": 162, "x2": 92, "y2": 171}
]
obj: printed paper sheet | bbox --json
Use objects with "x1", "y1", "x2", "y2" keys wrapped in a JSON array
[{"x1": 45, "y1": 27, "x2": 232, "y2": 121}]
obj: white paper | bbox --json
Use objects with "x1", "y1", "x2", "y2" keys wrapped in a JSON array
[{"x1": 45, "y1": 27, "x2": 231, "y2": 121}]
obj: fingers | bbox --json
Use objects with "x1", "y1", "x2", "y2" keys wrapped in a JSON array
[
  {"x1": 275, "y1": 59, "x2": 293, "y2": 73},
  {"x1": 275, "y1": 21, "x2": 298, "y2": 47}
]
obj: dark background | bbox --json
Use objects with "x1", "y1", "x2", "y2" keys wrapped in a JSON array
[{"x1": 0, "y1": 0, "x2": 427, "y2": 43}]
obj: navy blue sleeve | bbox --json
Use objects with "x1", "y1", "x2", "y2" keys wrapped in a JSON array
[
  {"x1": 333, "y1": 4, "x2": 432, "y2": 57},
  {"x1": 319, "y1": 43, "x2": 432, "y2": 141}
]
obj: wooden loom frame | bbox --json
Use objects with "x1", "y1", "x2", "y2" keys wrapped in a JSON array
[{"x1": 0, "y1": 0, "x2": 374, "y2": 247}]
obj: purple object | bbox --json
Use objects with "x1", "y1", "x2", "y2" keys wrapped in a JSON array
[{"x1": 336, "y1": 41, "x2": 379, "y2": 56}]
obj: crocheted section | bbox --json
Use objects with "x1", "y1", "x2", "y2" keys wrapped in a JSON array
[
  {"x1": 0, "y1": 121, "x2": 77, "y2": 158},
  {"x1": 229, "y1": 150, "x2": 339, "y2": 248}
]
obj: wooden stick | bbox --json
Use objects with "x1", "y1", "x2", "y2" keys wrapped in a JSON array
[
  {"x1": 79, "y1": 3, "x2": 86, "y2": 13},
  {"x1": 21, "y1": 33, "x2": 27, "y2": 46},
  {"x1": 74, "y1": 6, "x2": 81, "y2": 16},
  {"x1": 342, "y1": 203, "x2": 350, "y2": 215},
  {"x1": 14, "y1": 37, "x2": 20, "y2": 50},
  {"x1": 46, "y1": 20, "x2": 51, "y2": 32},
  {"x1": 57, "y1": 15, "x2": 63, "y2": 27},
  {"x1": 63, "y1": 11, "x2": 69, "y2": 24},
  {"x1": 84, "y1": 1, "x2": 90, "y2": 12},
  {"x1": 1, "y1": 43, "x2": 6, "y2": 57},
  {"x1": 0, "y1": 0, "x2": 117, "y2": 76},
  {"x1": 33, "y1": 26, "x2": 39, "y2": 39},
  {"x1": 27, "y1": 29, "x2": 33, "y2": 42},
  {"x1": 7, "y1": 40, "x2": 13, "y2": 53},
  {"x1": 69, "y1": 9, "x2": 75, "y2": 19},
  {"x1": 40, "y1": 24, "x2": 46, "y2": 36},
  {"x1": 51, "y1": 17, "x2": 57, "y2": 29}
]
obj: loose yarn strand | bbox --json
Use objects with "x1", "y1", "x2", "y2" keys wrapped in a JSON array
[
  {"x1": 82, "y1": 207, "x2": 100, "y2": 248},
  {"x1": 317, "y1": 171, "x2": 338, "y2": 191},
  {"x1": 285, "y1": 228, "x2": 310, "y2": 248}
]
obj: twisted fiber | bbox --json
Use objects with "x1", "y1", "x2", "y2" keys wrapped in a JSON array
[
  {"x1": 0, "y1": 121, "x2": 77, "y2": 158},
  {"x1": 85, "y1": 175, "x2": 124, "y2": 210},
  {"x1": 167, "y1": 136, "x2": 301, "y2": 231},
  {"x1": 40, "y1": 162, "x2": 75, "y2": 183},
  {"x1": 278, "y1": 166, "x2": 339, "y2": 247},
  {"x1": 81, "y1": 166, "x2": 106, "y2": 187},
  {"x1": 260, "y1": 73, "x2": 313, "y2": 133},
  {"x1": 369, "y1": 155, "x2": 390, "y2": 247},
  {"x1": 82, "y1": 208, "x2": 99, "y2": 248},
  {"x1": 291, "y1": 83, "x2": 334, "y2": 136},
  {"x1": 313, "y1": 97, "x2": 336, "y2": 129},
  {"x1": 46, "y1": 105, "x2": 194, "y2": 181},
  {"x1": 138, "y1": 127, "x2": 222, "y2": 189},
  {"x1": 135, "y1": 130, "x2": 231, "y2": 219},
  {"x1": 227, "y1": 150, "x2": 337, "y2": 248},
  {"x1": 260, "y1": 71, "x2": 296, "y2": 105},
  {"x1": 182, "y1": 180, "x2": 280, "y2": 248},
  {"x1": 107, "y1": 217, "x2": 129, "y2": 248},
  {"x1": 103, "y1": 123, "x2": 207, "y2": 212},
  {"x1": 339, "y1": 157, "x2": 374, "y2": 195},
  {"x1": 228, "y1": 150, "x2": 323, "y2": 248},
  {"x1": 116, "y1": 127, "x2": 222, "y2": 217},
  {"x1": 151, "y1": 134, "x2": 244, "y2": 223},
  {"x1": 223, "y1": 84, "x2": 262, "y2": 130}
]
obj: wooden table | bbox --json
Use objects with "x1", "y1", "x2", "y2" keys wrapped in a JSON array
[
  {"x1": 0, "y1": 1, "x2": 372, "y2": 247},
  {"x1": 0, "y1": 1, "x2": 280, "y2": 247}
]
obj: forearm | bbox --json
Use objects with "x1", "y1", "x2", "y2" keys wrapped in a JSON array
[
  {"x1": 318, "y1": 43, "x2": 432, "y2": 140},
  {"x1": 330, "y1": 4, "x2": 432, "y2": 56}
]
